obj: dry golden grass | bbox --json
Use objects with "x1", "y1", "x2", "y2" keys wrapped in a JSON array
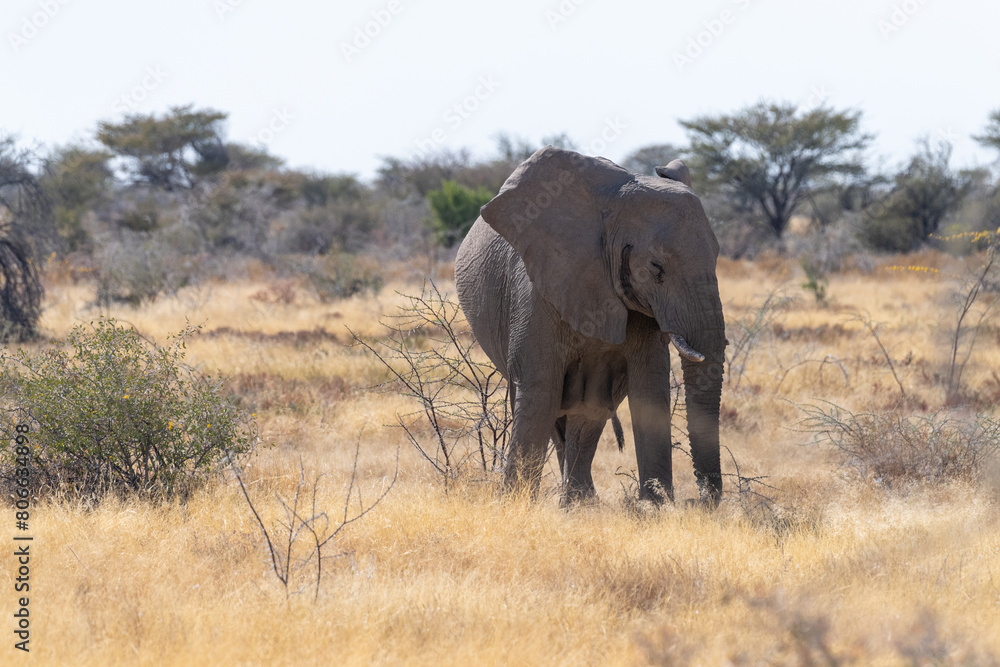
[{"x1": 4, "y1": 253, "x2": 1000, "y2": 665}]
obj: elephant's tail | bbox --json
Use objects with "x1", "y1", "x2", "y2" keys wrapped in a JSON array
[{"x1": 612, "y1": 411, "x2": 625, "y2": 452}]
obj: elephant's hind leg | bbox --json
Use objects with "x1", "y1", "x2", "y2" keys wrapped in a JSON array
[{"x1": 559, "y1": 417, "x2": 606, "y2": 506}]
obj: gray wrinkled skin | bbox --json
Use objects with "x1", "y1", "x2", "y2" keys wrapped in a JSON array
[{"x1": 455, "y1": 147, "x2": 726, "y2": 506}]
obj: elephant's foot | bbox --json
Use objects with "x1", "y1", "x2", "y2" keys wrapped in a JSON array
[
  {"x1": 683, "y1": 497, "x2": 718, "y2": 510},
  {"x1": 559, "y1": 482, "x2": 598, "y2": 508},
  {"x1": 694, "y1": 469, "x2": 722, "y2": 509},
  {"x1": 638, "y1": 478, "x2": 674, "y2": 504},
  {"x1": 502, "y1": 461, "x2": 544, "y2": 500}
]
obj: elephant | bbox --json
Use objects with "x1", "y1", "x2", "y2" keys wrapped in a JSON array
[{"x1": 454, "y1": 146, "x2": 727, "y2": 505}]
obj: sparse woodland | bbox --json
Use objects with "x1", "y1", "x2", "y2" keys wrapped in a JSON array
[{"x1": 1, "y1": 102, "x2": 999, "y2": 664}]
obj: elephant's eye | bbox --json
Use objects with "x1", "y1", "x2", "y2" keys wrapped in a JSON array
[{"x1": 651, "y1": 262, "x2": 665, "y2": 284}]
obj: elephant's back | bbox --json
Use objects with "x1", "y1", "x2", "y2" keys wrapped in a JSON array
[{"x1": 455, "y1": 217, "x2": 522, "y2": 376}]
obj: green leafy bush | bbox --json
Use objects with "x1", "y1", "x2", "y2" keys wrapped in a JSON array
[
  {"x1": 0, "y1": 318, "x2": 257, "y2": 497},
  {"x1": 427, "y1": 180, "x2": 494, "y2": 247},
  {"x1": 857, "y1": 197, "x2": 927, "y2": 252},
  {"x1": 858, "y1": 139, "x2": 970, "y2": 253},
  {"x1": 799, "y1": 259, "x2": 828, "y2": 304}
]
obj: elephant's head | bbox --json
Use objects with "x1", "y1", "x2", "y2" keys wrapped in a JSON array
[{"x1": 480, "y1": 146, "x2": 726, "y2": 502}]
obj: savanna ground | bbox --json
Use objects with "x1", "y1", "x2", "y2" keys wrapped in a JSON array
[{"x1": 3, "y1": 251, "x2": 1000, "y2": 665}]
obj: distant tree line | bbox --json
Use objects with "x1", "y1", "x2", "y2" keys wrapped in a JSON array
[
  {"x1": 677, "y1": 102, "x2": 1000, "y2": 259},
  {"x1": 1, "y1": 101, "x2": 999, "y2": 337}
]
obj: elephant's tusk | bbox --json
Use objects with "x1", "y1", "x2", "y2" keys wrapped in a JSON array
[{"x1": 669, "y1": 333, "x2": 705, "y2": 362}]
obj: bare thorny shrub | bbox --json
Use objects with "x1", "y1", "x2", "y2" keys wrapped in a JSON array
[
  {"x1": 0, "y1": 138, "x2": 53, "y2": 341},
  {"x1": 725, "y1": 284, "x2": 793, "y2": 392},
  {"x1": 799, "y1": 402, "x2": 1000, "y2": 487},
  {"x1": 854, "y1": 310, "x2": 910, "y2": 400},
  {"x1": 230, "y1": 435, "x2": 399, "y2": 600},
  {"x1": 796, "y1": 239, "x2": 1000, "y2": 488},
  {"x1": 350, "y1": 281, "x2": 510, "y2": 485},
  {"x1": 617, "y1": 381, "x2": 785, "y2": 536},
  {"x1": 944, "y1": 236, "x2": 999, "y2": 405},
  {"x1": 869, "y1": 235, "x2": 999, "y2": 406}
]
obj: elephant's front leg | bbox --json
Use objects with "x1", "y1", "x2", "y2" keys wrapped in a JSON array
[
  {"x1": 504, "y1": 374, "x2": 562, "y2": 497},
  {"x1": 626, "y1": 321, "x2": 674, "y2": 502}
]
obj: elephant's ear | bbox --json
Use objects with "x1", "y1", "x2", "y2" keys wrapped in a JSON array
[
  {"x1": 480, "y1": 146, "x2": 632, "y2": 344},
  {"x1": 655, "y1": 159, "x2": 692, "y2": 188}
]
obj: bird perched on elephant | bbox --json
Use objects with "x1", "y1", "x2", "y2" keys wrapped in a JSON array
[{"x1": 455, "y1": 146, "x2": 727, "y2": 505}]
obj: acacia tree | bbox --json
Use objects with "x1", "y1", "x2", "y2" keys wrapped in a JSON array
[
  {"x1": 97, "y1": 105, "x2": 229, "y2": 190},
  {"x1": 680, "y1": 101, "x2": 873, "y2": 237},
  {"x1": 973, "y1": 108, "x2": 1000, "y2": 155},
  {"x1": 40, "y1": 145, "x2": 113, "y2": 251}
]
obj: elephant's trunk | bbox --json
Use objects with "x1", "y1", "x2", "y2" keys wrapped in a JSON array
[{"x1": 678, "y1": 284, "x2": 726, "y2": 506}]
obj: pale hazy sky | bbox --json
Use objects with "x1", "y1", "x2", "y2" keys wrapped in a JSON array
[{"x1": 4, "y1": 0, "x2": 999, "y2": 179}]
